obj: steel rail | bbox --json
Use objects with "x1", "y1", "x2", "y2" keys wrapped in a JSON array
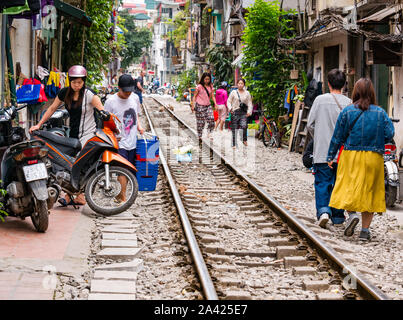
[
  {"x1": 142, "y1": 99, "x2": 218, "y2": 300},
  {"x1": 151, "y1": 96, "x2": 389, "y2": 300}
]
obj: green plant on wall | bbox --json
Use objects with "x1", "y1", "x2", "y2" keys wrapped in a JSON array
[
  {"x1": 241, "y1": 0, "x2": 299, "y2": 119},
  {"x1": 202, "y1": 6, "x2": 211, "y2": 26},
  {"x1": 206, "y1": 46, "x2": 234, "y2": 86},
  {"x1": 176, "y1": 67, "x2": 198, "y2": 101},
  {"x1": 62, "y1": 0, "x2": 114, "y2": 86},
  {"x1": 0, "y1": 186, "x2": 7, "y2": 222}
]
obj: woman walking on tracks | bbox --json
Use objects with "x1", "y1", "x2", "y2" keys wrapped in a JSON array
[
  {"x1": 227, "y1": 79, "x2": 253, "y2": 148},
  {"x1": 214, "y1": 81, "x2": 229, "y2": 131},
  {"x1": 191, "y1": 73, "x2": 217, "y2": 143},
  {"x1": 327, "y1": 78, "x2": 395, "y2": 240}
]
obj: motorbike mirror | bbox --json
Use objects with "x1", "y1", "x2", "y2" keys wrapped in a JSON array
[{"x1": 5, "y1": 106, "x2": 17, "y2": 119}]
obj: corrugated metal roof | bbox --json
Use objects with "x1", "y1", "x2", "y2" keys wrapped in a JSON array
[{"x1": 359, "y1": 5, "x2": 401, "y2": 23}]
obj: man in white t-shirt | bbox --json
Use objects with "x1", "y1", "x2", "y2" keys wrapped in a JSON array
[{"x1": 104, "y1": 74, "x2": 144, "y2": 202}]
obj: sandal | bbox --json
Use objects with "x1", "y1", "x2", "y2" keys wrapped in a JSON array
[{"x1": 58, "y1": 198, "x2": 69, "y2": 207}]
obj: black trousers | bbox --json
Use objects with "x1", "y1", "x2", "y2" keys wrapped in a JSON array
[{"x1": 231, "y1": 109, "x2": 247, "y2": 147}]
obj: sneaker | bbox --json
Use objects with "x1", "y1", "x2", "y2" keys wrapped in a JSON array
[
  {"x1": 318, "y1": 213, "x2": 330, "y2": 228},
  {"x1": 359, "y1": 229, "x2": 371, "y2": 241},
  {"x1": 344, "y1": 213, "x2": 359, "y2": 237}
]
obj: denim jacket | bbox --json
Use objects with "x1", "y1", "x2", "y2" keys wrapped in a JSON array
[{"x1": 327, "y1": 104, "x2": 394, "y2": 162}]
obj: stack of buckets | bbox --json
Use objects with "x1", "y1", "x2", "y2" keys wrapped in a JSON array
[{"x1": 136, "y1": 134, "x2": 160, "y2": 191}]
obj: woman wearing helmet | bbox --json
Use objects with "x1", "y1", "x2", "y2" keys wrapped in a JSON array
[
  {"x1": 214, "y1": 81, "x2": 229, "y2": 131},
  {"x1": 29, "y1": 65, "x2": 105, "y2": 146},
  {"x1": 29, "y1": 65, "x2": 106, "y2": 206}
]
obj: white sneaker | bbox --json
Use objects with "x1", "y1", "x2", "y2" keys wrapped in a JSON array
[{"x1": 318, "y1": 213, "x2": 330, "y2": 229}]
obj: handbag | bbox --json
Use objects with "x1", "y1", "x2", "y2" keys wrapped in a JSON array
[
  {"x1": 23, "y1": 78, "x2": 48, "y2": 103},
  {"x1": 236, "y1": 90, "x2": 248, "y2": 112},
  {"x1": 213, "y1": 110, "x2": 218, "y2": 121},
  {"x1": 202, "y1": 85, "x2": 212, "y2": 106},
  {"x1": 16, "y1": 83, "x2": 41, "y2": 104}
]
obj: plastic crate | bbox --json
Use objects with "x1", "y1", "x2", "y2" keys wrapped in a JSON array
[
  {"x1": 136, "y1": 134, "x2": 159, "y2": 159},
  {"x1": 135, "y1": 162, "x2": 159, "y2": 191},
  {"x1": 135, "y1": 133, "x2": 160, "y2": 191}
]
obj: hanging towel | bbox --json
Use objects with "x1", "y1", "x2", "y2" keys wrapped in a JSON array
[
  {"x1": 284, "y1": 90, "x2": 291, "y2": 112},
  {"x1": 2, "y1": 0, "x2": 30, "y2": 14},
  {"x1": 45, "y1": 71, "x2": 60, "y2": 98},
  {"x1": 36, "y1": 66, "x2": 49, "y2": 80},
  {"x1": 0, "y1": 1, "x2": 26, "y2": 10}
]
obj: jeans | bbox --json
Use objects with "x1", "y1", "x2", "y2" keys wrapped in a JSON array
[
  {"x1": 135, "y1": 91, "x2": 143, "y2": 104},
  {"x1": 313, "y1": 163, "x2": 345, "y2": 224}
]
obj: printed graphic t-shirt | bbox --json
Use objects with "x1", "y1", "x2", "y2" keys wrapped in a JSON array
[{"x1": 104, "y1": 93, "x2": 140, "y2": 150}]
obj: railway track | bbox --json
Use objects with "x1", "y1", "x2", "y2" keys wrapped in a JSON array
[{"x1": 141, "y1": 96, "x2": 389, "y2": 300}]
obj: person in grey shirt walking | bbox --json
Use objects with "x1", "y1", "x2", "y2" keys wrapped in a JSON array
[{"x1": 307, "y1": 69, "x2": 352, "y2": 228}]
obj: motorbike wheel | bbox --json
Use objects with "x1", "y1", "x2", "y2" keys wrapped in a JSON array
[
  {"x1": 385, "y1": 184, "x2": 397, "y2": 208},
  {"x1": 85, "y1": 166, "x2": 139, "y2": 216},
  {"x1": 31, "y1": 200, "x2": 49, "y2": 232}
]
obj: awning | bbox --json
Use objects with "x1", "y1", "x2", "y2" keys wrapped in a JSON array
[
  {"x1": 54, "y1": 0, "x2": 92, "y2": 27},
  {"x1": 358, "y1": 5, "x2": 401, "y2": 23},
  {"x1": 232, "y1": 53, "x2": 244, "y2": 67},
  {"x1": 133, "y1": 13, "x2": 151, "y2": 20}
]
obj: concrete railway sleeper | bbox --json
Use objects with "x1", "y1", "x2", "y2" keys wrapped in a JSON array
[{"x1": 141, "y1": 96, "x2": 389, "y2": 300}]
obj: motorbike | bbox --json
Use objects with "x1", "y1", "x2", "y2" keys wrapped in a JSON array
[
  {"x1": 0, "y1": 105, "x2": 58, "y2": 232},
  {"x1": 41, "y1": 108, "x2": 69, "y2": 137},
  {"x1": 156, "y1": 86, "x2": 166, "y2": 95},
  {"x1": 31, "y1": 111, "x2": 139, "y2": 216},
  {"x1": 384, "y1": 118, "x2": 400, "y2": 207}
]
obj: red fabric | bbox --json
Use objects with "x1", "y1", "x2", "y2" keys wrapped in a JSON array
[
  {"x1": 22, "y1": 78, "x2": 48, "y2": 103},
  {"x1": 213, "y1": 110, "x2": 218, "y2": 121},
  {"x1": 337, "y1": 145, "x2": 344, "y2": 163},
  {"x1": 136, "y1": 154, "x2": 159, "y2": 162}
]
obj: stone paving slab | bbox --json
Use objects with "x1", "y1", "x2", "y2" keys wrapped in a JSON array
[
  {"x1": 101, "y1": 227, "x2": 136, "y2": 233},
  {"x1": 101, "y1": 240, "x2": 138, "y2": 249},
  {"x1": 0, "y1": 272, "x2": 54, "y2": 300},
  {"x1": 100, "y1": 220, "x2": 139, "y2": 226},
  {"x1": 96, "y1": 248, "x2": 142, "y2": 259},
  {"x1": 88, "y1": 293, "x2": 136, "y2": 300},
  {"x1": 93, "y1": 270, "x2": 138, "y2": 281},
  {"x1": 95, "y1": 259, "x2": 144, "y2": 272},
  {"x1": 90, "y1": 280, "x2": 136, "y2": 294},
  {"x1": 102, "y1": 233, "x2": 138, "y2": 240}
]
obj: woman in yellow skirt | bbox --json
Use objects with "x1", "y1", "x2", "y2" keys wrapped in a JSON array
[{"x1": 326, "y1": 78, "x2": 395, "y2": 240}]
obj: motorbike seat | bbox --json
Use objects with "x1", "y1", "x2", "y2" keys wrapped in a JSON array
[{"x1": 34, "y1": 130, "x2": 81, "y2": 152}]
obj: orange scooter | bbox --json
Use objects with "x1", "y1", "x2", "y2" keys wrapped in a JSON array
[{"x1": 31, "y1": 111, "x2": 138, "y2": 216}]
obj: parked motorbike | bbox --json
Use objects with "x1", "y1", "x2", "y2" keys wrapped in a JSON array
[
  {"x1": 41, "y1": 108, "x2": 69, "y2": 137},
  {"x1": 156, "y1": 86, "x2": 166, "y2": 95},
  {"x1": 0, "y1": 105, "x2": 58, "y2": 232},
  {"x1": 31, "y1": 111, "x2": 139, "y2": 216},
  {"x1": 384, "y1": 118, "x2": 400, "y2": 207}
]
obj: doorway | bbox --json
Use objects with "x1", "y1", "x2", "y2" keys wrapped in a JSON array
[{"x1": 324, "y1": 45, "x2": 340, "y2": 93}]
